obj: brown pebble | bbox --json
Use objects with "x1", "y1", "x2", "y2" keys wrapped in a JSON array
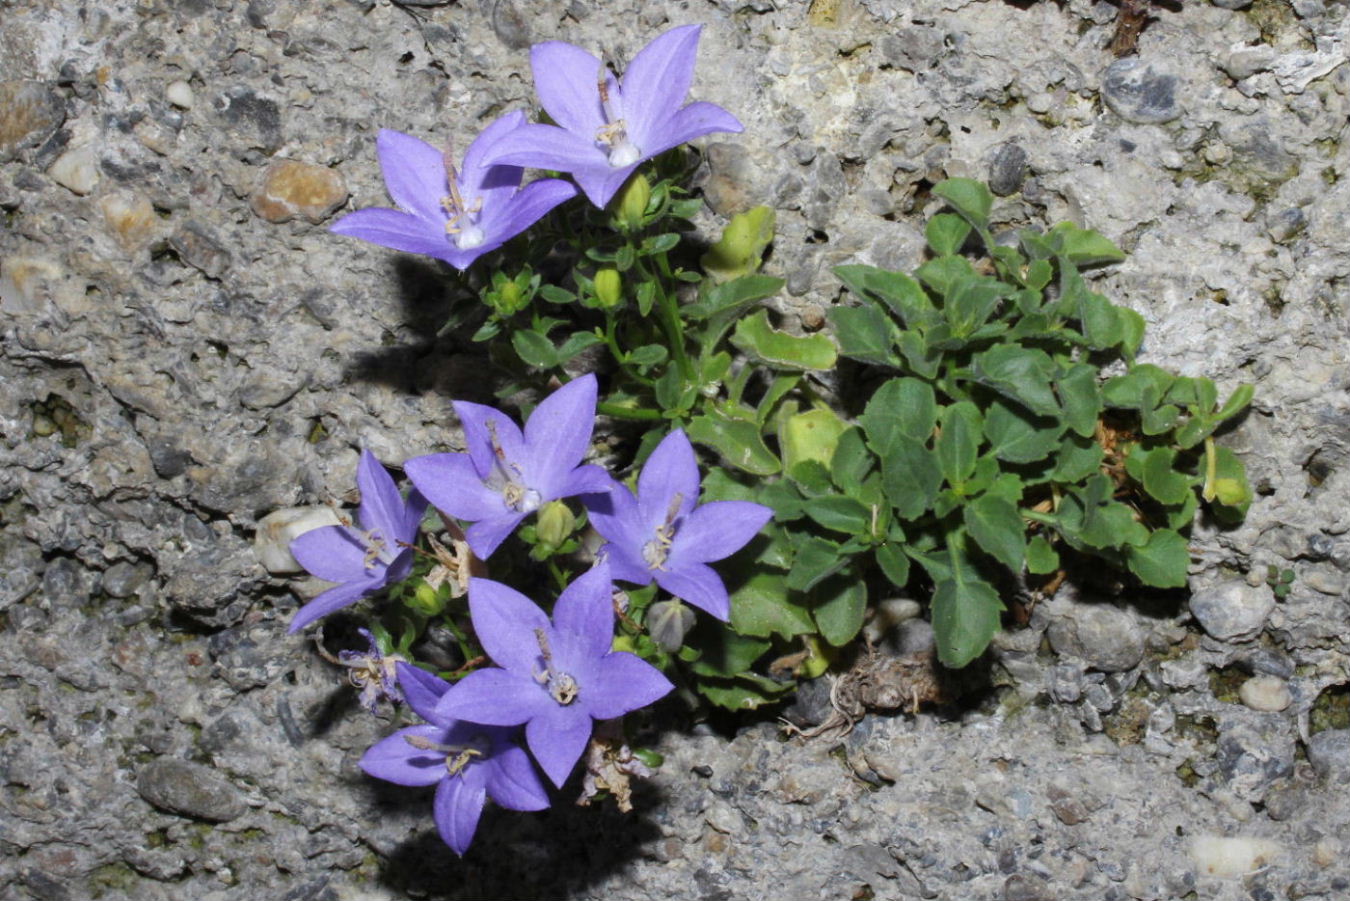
[
  {"x1": 800, "y1": 303, "x2": 826, "y2": 331},
  {"x1": 251, "y1": 159, "x2": 347, "y2": 224},
  {"x1": 100, "y1": 191, "x2": 161, "y2": 252},
  {"x1": 0, "y1": 80, "x2": 65, "y2": 161}
]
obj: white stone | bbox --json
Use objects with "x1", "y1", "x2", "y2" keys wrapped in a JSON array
[
  {"x1": 1239, "y1": 674, "x2": 1292, "y2": 712},
  {"x1": 166, "y1": 79, "x2": 194, "y2": 109},
  {"x1": 1190, "y1": 835, "x2": 1282, "y2": 878},
  {"x1": 48, "y1": 145, "x2": 100, "y2": 195},
  {"x1": 254, "y1": 506, "x2": 343, "y2": 574}
]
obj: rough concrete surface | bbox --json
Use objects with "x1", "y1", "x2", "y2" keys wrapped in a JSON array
[{"x1": 2, "y1": 0, "x2": 1350, "y2": 898}]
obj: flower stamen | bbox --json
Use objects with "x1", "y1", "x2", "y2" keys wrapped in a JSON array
[
  {"x1": 641, "y1": 493, "x2": 684, "y2": 571},
  {"x1": 532, "y1": 628, "x2": 579, "y2": 705},
  {"x1": 439, "y1": 149, "x2": 486, "y2": 249},
  {"x1": 595, "y1": 64, "x2": 640, "y2": 168},
  {"x1": 485, "y1": 420, "x2": 541, "y2": 514},
  {"x1": 403, "y1": 734, "x2": 486, "y2": 777}
]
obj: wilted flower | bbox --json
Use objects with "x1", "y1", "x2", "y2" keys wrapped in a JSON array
[
  {"x1": 584, "y1": 429, "x2": 772, "y2": 621},
  {"x1": 404, "y1": 374, "x2": 610, "y2": 560},
  {"x1": 360, "y1": 663, "x2": 550, "y2": 856},
  {"x1": 435, "y1": 563, "x2": 673, "y2": 787},
  {"x1": 330, "y1": 112, "x2": 577, "y2": 270},
  {"x1": 483, "y1": 24, "x2": 742, "y2": 208},
  {"x1": 289, "y1": 450, "x2": 428, "y2": 633},
  {"x1": 315, "y1": 627, "x2": 406, "y2": 712}
]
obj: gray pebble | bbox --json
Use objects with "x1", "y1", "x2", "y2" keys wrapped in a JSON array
[
  {"x1": 1188, "y1": 581, "x2": 1275, "y2": 642},
  {"x1": 169, "y1": 221, "x2": 232, "y2": 280},
  {"x1": 1215, "y1": 712, "x2": 1295, "y2": 802},
  {"x1": 1307, "y1": 729, "x2": 1350, "y2": 781},
  {"x1": 1046, "y1": 602, "x2": 1146, "y2": 673},
  {"x1": 1101, "y1": 58, "x2": 1181, "y2": 125},
  {"x1": 987, "y1": 142, "x2": 1028, "y2": 196},
  {"x1": 102, "y1": 560, "x2": 152, "y2": 598},
  {"x1": 490, "y1": 0, "x2": 532, "y2": 50},
  {"x1": 1210, "y1": 0, "x2": 1253, "y2": 8},
  {"x1": 1266, "y1": 207, "x2": 1306, "y2": 244},
  {"x1": 136, "y1": 758, "x2": 247, "y2": 822}
]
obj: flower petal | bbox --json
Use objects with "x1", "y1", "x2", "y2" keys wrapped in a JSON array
[
  {"x1": 600, "y1": 542, "x2": 655, "y2": 586},
  {"x1": 526, "y1": 704, "x2": 592, "y2": 788},
  {"x1": 454, "y1": 401, "x2": 527, "y2": 484},
  {"x1": 573, "y1": 164, "x2": 642, "y2": 209},
  {"x1": 436, "y1": 667, "x2": 552, "y2": 726},
  {"x1": 669, "y1": 501, "x2": 772, "y2": 566},
  {"x1": 404, "y1": 452, "x2": 508, "y2": 524},
  {"x1": 636, "y1": 100, "x2": 744, "y2": 161},
  {"x1": 486, "y1": 124, "x2": 611, "y2": 183},
  {"x1": 550, "y1": 562, "x2": 615, "y2": 662},
  {"x1": 558, "y1": 463, "x2": 614, "y2": 500},
  {"x1": 400, "y1": 489, "x2": 430, "y2": 542},
  {"x1": 485, "y1": 741, "x2": 551, "y2": 812},
  {"x1": 471, "y1": 574, "x2": 557, "y2": 670},
  {"x1": 523, "y1": 375, "x2": 597, "y2": 499},
  {"x1": 360, "y1": 725, "x2": 447, "y2": 787},
  {"x1": 355, "y1": 450, "x2": 406, "y2": 540},
  {"x1": 397, "y1": 661, "x2": 451, "y2": 723},
  {"x1": 655, "y1": 561, "x2": 730, "y2": 621},
  {"x1": 434, "y1": 775, "x2": 486, "y2": 856},
  {"x1": 464, "y1": 512, "x2": 526, "y2": 560},
  {"x1": 583, "y1": 481, "x2": 641, "y2": 546},
  {"x1": 329, "y1": 207, "x2": 452, "y2": 259},
  {"x1": 288, "y1": 577, "x2": 381, "y2": 633},
  {"x1": 530, "y1": 40, "x2": 606, "y2": 137},
  {"x1": 459, "y1": 110, "x2": 527, "y2": 207},
  {"x1": 477, "y1": 177, "x2": 578, "y2": 250},
  {"x1": 637, "y1": 429, "x2": 701, "y2": 530},
  {"x1": 621, "y1": 25, "x2": 702, "y2": 150},
  {"x1": 375, "y1": 129, "x2": 448, "y2": 224},
  {"x1": 290, "y1": 525, "x2": 371, "y2": 583},
  {"x1": 587, "y1": 652, "x2": 674, "y2": 720}
]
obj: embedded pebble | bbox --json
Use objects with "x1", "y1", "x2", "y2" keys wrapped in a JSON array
[
  {"x1": 987, "y1": 142, "x2": 1028, "y2": 196},
  {"x1": 102, "y1": 560, "x2": 153, "y2": 598},
  {"x1": 1238, "y1": 674, "x2": 1292, "y2": 712},
  {"x1": 100, "y1": 190, "x2": 161, "y2": 252},
  {"x1": 1188, "y1": 582, "x2": 1275, "y2": 642},
  {"x1": 253, "y1": 506, "x2": 343, "y2": 574},
  {"x1": 0, "y1": 80, "x2": 65, "y2": 161},
  {"x1": 1306, "y1": 729, "x2": 1350, "y2": 781},
  {"x1": 166, "y1": 79, "x2": 194, "y2": 109},
  {"x1": 1189, "y1": 836, "x2": 1282, "y2": 877},
  {"x1": 1101, "y1": 58, "x2": 1181, "y2": 124},
  {"x1": 136, "y1": 758, "x2": 248, "y2": 822},
  {"x1": 1045, "y1": 602, "x2": 1146, "y2": 673},
  {"x1": 47, "y1": 144, "x2": 101, "y2": 195},
  {"x1": 250, "y1": 159, "x2": 348, "y2": 224}
]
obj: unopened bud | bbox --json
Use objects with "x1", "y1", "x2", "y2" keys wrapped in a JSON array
[
  {"x1": 615, "y1": 173, "x2": 651, "y2": 232},
  {"x1": 594, "y1": 268, "x2": 622, "y2": 309},
  {"x1": 535, "y1": 500, "x2": 576, "y2": 550},
  {"x1": 406, "y1": 580, "x2": 447, "y2": 617},
  {"x1": 498, "y1": 280, "x2": 524, "y2": 315}
]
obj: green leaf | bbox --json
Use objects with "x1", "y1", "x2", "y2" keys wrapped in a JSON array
[
  {"x1": 833, "y1": 265, "x2": 938, "y2": 328},
  {"x1": 779, "y1": 407, "x2": 849, "y2": 471},
  {"x1": 701, "y1": 205, "x2": 776, "y2": 283},
  {"x1": 636, "y1": 280, "x2": 656, "y2": 316},
  {"x1": 1163, "y1": 377, "x2": 1219, "y2": 411},
  {"x1": 936, "y1": 402, "x2": 983, "y2": 486},
  {"x1": 1126, "y1": 528, "x2": 1190, "y2": 588},
  {"x1": 1026, "y1": 535, "x2": 1060, "y2": 574},
  {"x1": 926, "y1": 213, "x2": 972, "y2": 256},
  {"x1": 1024, "y1": 259, "x2": 1053, "y2": 291},
  {"x1": 1051, "y1": 436, "x2": 1105, "y2": 483},
  {"x1": 970, "y1": 344, "x2": 1061, "y2": 416},
  {"x1": 731, "y1": 309, "x2": 838, "y2": 371},
  {"x1": 881, "y1": 436, "x2": 944, "y2": 520},
  {"x1": 1206, "y1": 445, "x2": 1252, "y2": 512},
  {"x1": 915, "y1": 255, "x2": 975, "y2": 297},
  {"x1": 696, "y1": 673, "x2": 793, "y2": 710},
  {"x1": 802, "y1": 495, "x2": 873, "y2": 535},
  {"x1": 1058, "y1": 475, "x2": 1149, "y2": 549},
  {"x1": 788, "y1": 460, "x2": 833, "y2": 496},
  {"x1": 812, "y1": 573, "x2": 868, "y2": 646},
  {"x1": 929, "y1": 544, "x2": 1003, "y2": 668},
  {"x1": 538, "y1": 284, "x2": 577, "y2": 305},
  {"x1": 642, "y1": 232, "x2": 680, "y2": 255},
  {"x1": 688, "y1": 622, "x2": 771, "y2": 677},
  {"x1": 1118, "y1": 308, "x2": 1145, "y2": 358},
  {"x1": 626, "y1": 343, "x2": 669, "y2": 368},
  {"x1": 788, "y1": 536, "x2": 850, "y2": 592},
  {"x1": 654, "y1": 366, "x2": 693, "y2": 413},
  {"x1": 862, "y1": 377, "x2": 937, "y2": 452},
  {"x1": 830, "y1": 427, "x2": 873, "y2": 494},
  {"x1": 876, "y1": 541, "x2": 911, "y2": 589},
  {"x1": 1102, "y1": 365, "x2": 1176, "y2": 410},
  {"x1": 1075, "y1": 282, "x2": 1124, "y2": 351},
  {"x1": 1138, "y1": 446, "x2": 1193, "y2": 505},
  {"x1": 687, "y1": 412, "x2": 781, "y2": 475},
  {"x1": 555, "y1": 330, "x2": 602, "y2": 362},
  {"x1": 685, "y1": 274, "x2": 785, "y2": 321},
  {"x1": 757, "y1": 480, "x2": 805, "y2": 521},
  {"x1": 964, "y1": 494, "x2": 1027, "y2": 572},
  {"x1": 897, "y1": 331, "x2": 942, "y2": 379},
  {"x1": 1046, "y1": 221, "x2": 1125, "y2": 266},
  {"x1": 933, "y1": 178, "x2": 993, "y2": 228},
  {"x1": 945, "y1": 276, "x2": 1007, "y2": 338},
  {"x1": 983, "y1": 398, "x2": 1064, "y2": 464},
  {"x1": 729, "y1": 571, "x2": 815, "y2": 639},
  {"x1": 1214, "y1": 384, "x2": 1254, "y2": 423},
  {"x1": 1057, "y1": 363, "x2": 1102, "y2": 438},
  {"x1": 828, "y1": 304, "x2": 900, "y2": 367},
  {"x1": 511, "y1": 330, "x2": 558, "y2": 369}
]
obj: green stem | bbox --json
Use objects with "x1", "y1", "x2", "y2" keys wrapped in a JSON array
[
  {"x1": 1020, "y1": 508, "x2": 1057, "y2": 526},
  {"x1": 597, "y1": 400, "x2": 662, "y2": 421},
  {"x1": 649, "y1": 249, "x2": 693, "y2": 381}
]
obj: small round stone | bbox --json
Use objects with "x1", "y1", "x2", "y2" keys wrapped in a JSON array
[
  {"x1": 987, "y1": 142, "x2": 1028, "y2": 197},
  {"x1": 1101, "y1": 58, "x2": 1181, "y2": 125},
  {"x1": 48, "y1": 144, "x2": 101, "y2": 195},
  {"x1": 1188, "y1": 582, "x2": 1275, "y2": 642},
  {"x1": 166, "y1": 79, "x2": 195, "y2": 109},
  {"x1": 1238, "y1": 674, "x2": 1291, "y2": 712},
  {"x1": 250, "y1": 159, "x2": 348, "y2": 224}
]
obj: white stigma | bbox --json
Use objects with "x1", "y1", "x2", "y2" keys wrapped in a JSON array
[{"x1": 455, "y1": 226, "x2": 485, "y2": 250}]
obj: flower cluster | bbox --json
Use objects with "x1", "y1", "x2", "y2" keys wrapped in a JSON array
[
  {"x1": 331, "y1": 24, "x2": 741, "y2": 269},
  {"x1": 288, "y1": 375, "x2": 768, "y2": 853}
]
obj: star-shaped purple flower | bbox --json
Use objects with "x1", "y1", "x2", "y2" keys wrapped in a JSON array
[
  {"x1": 482, "y1": 24, "x2": 743, "y2": 208},
  {"x1": 330, "y1": 111, "x2": 577, "y2": 270},
  {"x1": 288, "y1": 450, "x2": 428, "y2": 633},
  {"x1": 403, "y1": 374, "x2": 611, "y2": 561},
  {"x1": 436, "y1": 563, "x2": 673, "y2": 788},
  {"x1": 360, "y1": 662, "x2": 550, "y2": 856},
  {"x1": 583, "y1": 429, "x2": 772, "y2": 622}
]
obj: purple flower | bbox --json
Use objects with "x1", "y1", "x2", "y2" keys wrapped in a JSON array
[
  {"x1": 318, "y1": 627, "x2": 406, "y2": 712},
  {"x1": 330, "y1": 112, "x2": 577, "y2": 270},
  {"x1": 584, "y1": 429, "x2": 772, "y2": 622},
  {"x1": 436, "y1": 563, "x2": 673, "y2": 787},
  {"x1": 403, "y1": 374, "x2": 610, "y2": 560},
  {"x1": 360, "y1": 662, "x2": 550, "y2": 856},
  {"x1": 288, "y1": 450, "x2": 428, "y2": 633},
  {"x1": 483, "y1": 24, "x2": 743, "y2": 208}
]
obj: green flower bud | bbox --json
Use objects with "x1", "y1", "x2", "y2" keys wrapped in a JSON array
[
  {"x1": 535, "y1": 500, "x2": 576, "y2": 550},
  {"x1": 406, "y1": 580, "x2": 447, "y2": 617},
  {"x1": 615, "y1": 173, "x2": 651, "y2": 232},
  {"x1": 594, "y1": 268, "x2": 622, "y2": 309},
  {"x1": 498, "y1": 279, "x2": 524, "y2": 315}
]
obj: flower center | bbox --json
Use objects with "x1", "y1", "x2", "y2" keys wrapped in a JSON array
[
  {"x1": 403, "y1": 733, "x2": 487, "y2": 777},
  {"x1": 641, "y1": 493, "x2": 684, "y2": 571},
  {"x1": 595, "y1": 67, "x2": 640, "y2": 168},
  {"x1": 439, "y1": 153, "x2": 484, "y2": 249},
  {"x1": 357, "y1": 527, "x2": 398, "y2": 570},
  {"x1": 484, "y1": 420, "x2": 541, "y2": 514},
  {"x1": 533, "y1": 628, "x2": 579, "y2": 706}
]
